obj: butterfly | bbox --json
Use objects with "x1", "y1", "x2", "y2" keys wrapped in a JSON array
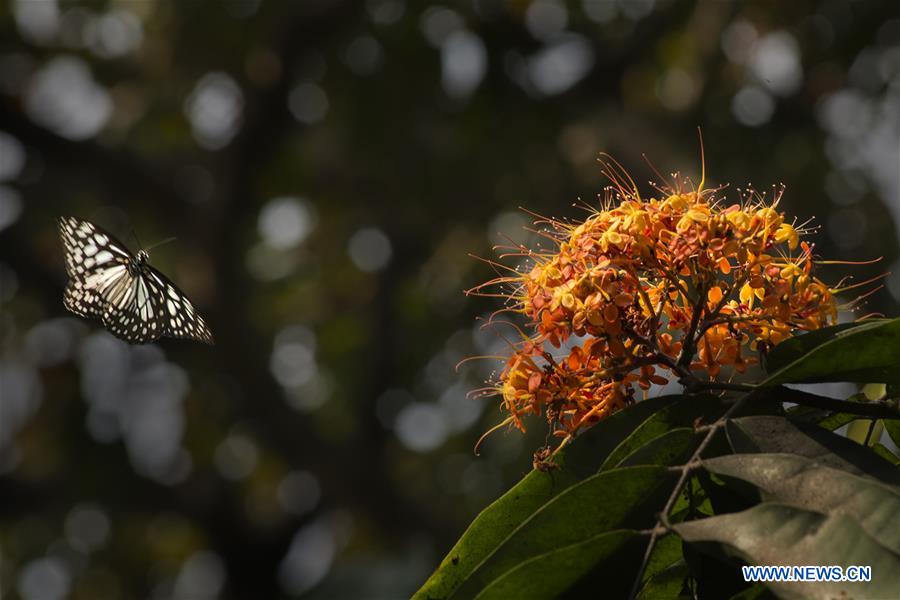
[{"x1": 58, "y1": 216, "x2": 214, "y2": 345}]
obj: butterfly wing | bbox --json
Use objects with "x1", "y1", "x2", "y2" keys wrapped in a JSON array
[
  {"x1": 58, "y1": 215, "x2": 213, "y2": 345},
  {"x1": 58, "y1": 216, "x2": 132, "y2": 320},
  {"x1": 58, "y1": 216, "x2": 132, "y2": 279},
  {"x1": 144, "y1": 267, "x2": 214, "y2": 344},
  {"x1": 99, "y1": 270, "x2": 167, "y2": 344},
  {"x1": 63, "y1": 278, "x2": 104, "y2": 318}
]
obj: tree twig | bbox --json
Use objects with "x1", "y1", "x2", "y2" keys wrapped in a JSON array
[
  {"x1": 693, "y1": 381, "x2": 756, "y2": 393},
  {"x1": 628, "y1": 386, "x2": 762, "y2": 599},
  {"x1": 767, "y1": 386, "x2": 900, "y2": 420},
  {"x1": 677, "y1": 292, "x2": 707, "y2": 369},
  {"x1": 627, "y1": 382, "x2": 900, "y2": 598},
  {"x1": 863, "y1": 418, "x2": 878, "y2": 446}
]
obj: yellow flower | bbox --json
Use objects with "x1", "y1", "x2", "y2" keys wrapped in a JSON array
[
  {"x1": 775, "y1": 223, "x2": 800, "y2": 249},
  {"x1": 676, "y1": 206, "x2": 710, "y2": 232}
]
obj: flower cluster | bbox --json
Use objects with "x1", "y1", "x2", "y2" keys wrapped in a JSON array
[{"x1": 470, "y1": 160, "x2": 841, "y2": 442}]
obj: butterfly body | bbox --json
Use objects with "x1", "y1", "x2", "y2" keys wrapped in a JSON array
[
  {"x1": 58, "y1": 216, "x2": 214, "y2": 345},
  {"x1": 128, "y1": 250, "x2": 149, "y2": 276}
]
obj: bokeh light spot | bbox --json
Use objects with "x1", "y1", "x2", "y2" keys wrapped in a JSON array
[
  {"x1": 277, "y1": 470, "x2": 321, "y2": 516},
  {"x1": 213, "y1": 433, "x2": 260, "y2": 481},
  {"x1": 731, "y1": 85, "x2": 775, "y2": 127},
  {"x1": 173, "y1": 551, "x2": 227, "y2": 600},
  {"x1": 348, "y1": 227, "x2": 392, "y2": 272},
  {"x1": 441, "y1": 30, "x2": 487, "y2": 100},
  {"x1": 64, "y1": 504, "x2": 111, "y2": 552},
  {"x1": 0, "y1": 186, "x2": 24, "y2": 232},
  {"x1": 25, "y1": 56, "x2": 112, "y2": 140},
  {"x1": 528, "y1": 35, "x2": 594, "y2": 96},
  {"x1": 394, "y1": 402, "x2": 448, "y2": 452},
  {"x1": 420, "y1": 6, "x2": 463, "y2": 48},
  {"x1": 526, "y1": 0, "x2": 568, "y2": 41},
  {"x1": 750, "y1": 31, "x2": 803, "y2": 96},
  {"x1": 0, "y1": 132, "x2": 26, "y2": 181},
  {"x1": 344, "y1": 35, "x2": 384, "y2": 76},
  {"x1": 184, "y1": 72, "x2": 244, "y2": 149},
  {"x1": 288, "y1": 82, "x2": 329, "y2": 124},
  {"x1": 17, "y1": 556, "x2": 71, "y2": 600},
  {"x1": 258, "y1": 196, "x2": 317, "y2": 250}
]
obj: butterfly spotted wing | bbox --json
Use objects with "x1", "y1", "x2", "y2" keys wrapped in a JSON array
[
  {"x1": 58, "y1": 216, "x2": 214, "y2": 345},
  {"x1": 143, "y1": 267, "x2": 214, "y2": 343}
]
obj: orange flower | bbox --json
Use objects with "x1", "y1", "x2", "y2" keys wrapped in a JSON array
[{"x1": 467, "y1": 153, "x2": 849, "y2": 443}]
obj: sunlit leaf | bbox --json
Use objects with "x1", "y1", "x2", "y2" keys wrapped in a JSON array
[
  {"x1": 702, "y1": 453, "x2": 900, "y2": 553},
  {"x1": 885, "y1": 418, "x2": 900, "y2": 449},
  {"x1": 814, "y1": 412, "x2": 858, "y2": 431},
  {"x1": 414, "y1": 395, "x2": 692, "y2": 599},
  {"x1": 846, "y1": 418, "x2": 883, "y2": 446},
  {"x1": 763, "y1": 318, "x2": 900, "y2": 385},
  {"x1": 872, "y1": 443, "x2": 900, "y2": 466},
  {"x1": 675, "y1": 503, "x2": 900, "y2": 599},
  {"x1": 615, "y1": 428, "x2": 701, "y2": 469},
  {"x1": 600, "y1": 394, "x2": 724, "y2": 470},
  {"x1": 725, "y1": 415, "x2": 900, "y2": 485},
  {"x1": 449, "y1": 466, "x2": 678, "y2": 599},
  {"x1": 472, "y1": 530, "x2": 644, "y2": 600}
]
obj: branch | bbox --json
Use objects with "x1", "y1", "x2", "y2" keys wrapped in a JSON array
[
  {"x1": 623, "y1": 263, "x2": 658, "y2": 335},
  {"x1": 628, "y1": 385, "x2": 762, "y2": 598},
  {"x1": 677, "y1": 291, "x2": 707, "y2": 369},
  {"x1": 627, "y1": 382, "x2": 899, "y2": 597},
  {"x1": 695, "y1": 275, "x2": 747, "y2": 337},
  {"x1": 692, "y1": 381, "x2": 756, "y2": 393},
  {"x1": 766, "y1": 386, "x2": 900, "y2": 420}
]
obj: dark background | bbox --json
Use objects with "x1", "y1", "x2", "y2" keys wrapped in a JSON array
[{"x1": 1, "y1": 1, "x2": 898, "y2": 598}]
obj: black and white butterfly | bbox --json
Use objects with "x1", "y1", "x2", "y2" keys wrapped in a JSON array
[{"x1": 58, "y1": 216, "x2": 214, "y2": 345}]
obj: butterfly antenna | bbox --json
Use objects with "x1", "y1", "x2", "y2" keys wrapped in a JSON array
[
  {"x1": 130, "y1": 227, "x2": 143, "y2": 250},
  {"x1": 145, "y1": 236, "x2": 178, "y2": 251}
]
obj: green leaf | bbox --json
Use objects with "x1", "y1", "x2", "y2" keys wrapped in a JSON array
[
  {"x1": 414, "y1": 395, "x2": 691, "y2": 600},
  {"x1": 639, "y1": 532, "x2": 684, "y2": 588},
  {"x1": 476, "y1": 531, "x2": 684, "y2": 600},
  {"x1": 783, "y1": 405, "x2": 829, "y2": 423},
  {"x1": 846, "y1": 418, "x2": 883, "y2": 446},
  {"x1": 762, "y1": 318, "x2": 900, "y2": 385},
  {"x1": 451, "y1": 466, "x2": 678, "y2": 599},
  {"x1": 765, "y1": 322, "x2": 872, "y2": 366},
  {"x1": 601, "y1": 394, "x2": 724, "y2": 470},
  {"x1": 674, "y1": 503, "x2": 900, "y2": 599},
  {"x1": 615, "y1": 428, "x2": 702, "y2": 469},
  {"x1": 636, "y1": 560, "x2": 690, "y2": 600},
  {"x1": 815, "y1": 412, "x2": 858, "y2": 431},
  {"x1": 556, "y1": 394, "x2": 707, "y2": 478},
  {"x1": 471, "y1": 530, "x2": 645, "y2": 600},
  {"x1": 883, "y1": 418, "x2": 900, "y2": 449},
  {"x1": 872, "y1": 443, "x2": 900, "y2": 466},
  {"x1": 725, "y1": 415, "x2": 900, "y2": 485},
  {"x1": 783, "y1": 404, "x2": 859, "y2": 431},
  {"x1": 702, "y1": 453, "x2": 900, "y2": 553},
  {"x1": 863, "y1": 383, "x2": 888, "y2": 400}
]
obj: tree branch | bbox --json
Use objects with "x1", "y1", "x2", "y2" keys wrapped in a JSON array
[
  {"x1": 766, "y1": 386, "x2": 900, "y2": 420},
  {"x1": 628, "y1": 386, "x2": 762, "y2": 598},
  {"x1": 628, "y1": 382, "x2": 900, "y2": 596}
]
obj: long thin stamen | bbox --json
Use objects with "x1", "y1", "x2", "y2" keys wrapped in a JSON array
[
  {"x1": 818, "y1": 256, "x2": 884, "y2": 266},
  {"x1": 474, "y1": 416, "x2": 515, "y2": 455},
  {"x1": 831, "y1": 272, "x2": 889, "y2": 293}
]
